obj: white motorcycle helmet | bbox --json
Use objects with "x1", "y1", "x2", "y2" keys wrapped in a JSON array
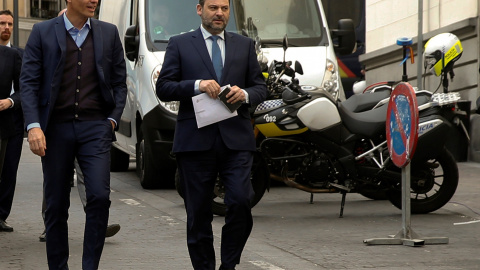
[{"x1": 424, "y1": 33, "x2": 463, "y2": 77}]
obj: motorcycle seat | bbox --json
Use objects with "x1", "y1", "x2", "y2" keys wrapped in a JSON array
[
  {"x1": 338, "y1": 95, "x2": 431, "y2": 138},
  {"x1": 340, "y1": 91, "x2": 391, "y2": 112},
  {"x1": 338, "y1": 101, "x2": 388, "y2": 138}
]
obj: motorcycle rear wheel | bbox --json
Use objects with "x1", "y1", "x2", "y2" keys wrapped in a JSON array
[
  {"x1": 386, "y1": 148, "x2": 459, "y2": 214},
  {"x1": 175, "y1": 152, "x2": 269, "y2": 216}
]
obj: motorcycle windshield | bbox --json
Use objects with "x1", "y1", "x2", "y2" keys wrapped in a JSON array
[{"x1": 146, "y1": 0, "x2": 327, "y2": 50}]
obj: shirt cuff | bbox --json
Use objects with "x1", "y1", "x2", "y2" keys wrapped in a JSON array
[
  {"x1": 108, "y1": 118, "x2": 117, "y2": 128},
  {"x1": 27, "y1": 123, "x2": 41, "y2": 131},
  {"x1": 242, "y1": 89, "x2": 250, "y2": 104},
  {"x1": 194, "y1": 80, "x2": 202, "y2": 95},
  {"x1": 7, "y1": 98, "x2": 14, "y2": 108}
]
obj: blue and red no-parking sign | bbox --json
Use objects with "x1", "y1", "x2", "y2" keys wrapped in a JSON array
[{"x1": 386, "y1": 83, "x2": 419, "y2": 168}]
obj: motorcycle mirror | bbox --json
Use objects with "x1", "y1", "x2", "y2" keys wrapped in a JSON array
[
  {"x1": 282, "y1": 34, "x2": 288, "y2": 64},
  {"x1": 255, "y1": 36, "x2": 262, "y2": 53},
  {"x1": 282, "y1": 35, "x2": 289, "y2": 51},
  {"x1": 294, "y1": 61, "x2": 304, "y2": 75}
]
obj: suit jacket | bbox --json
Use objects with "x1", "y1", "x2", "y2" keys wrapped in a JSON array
[
  {"x1": 156, "y1": 28, "x2": 267, "y2": 153},
  {"x1": 10, "y1": 46, "x2": 25, "y2": 135},
  {"x1": 20, "y1": 16, "x2": 127, "y2": 132},
  {"x1": 0, "y1": 45, "x2": 21, "y2": 139}
]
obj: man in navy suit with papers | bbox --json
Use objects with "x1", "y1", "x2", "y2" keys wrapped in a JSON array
[{"x1": 156, "y1": 0, "x2": 267, "y2": 269}]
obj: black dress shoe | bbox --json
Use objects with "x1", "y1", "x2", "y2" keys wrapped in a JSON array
[
  {"x1": 39, "y1": 230, "x2": 46, "y2": 242},
  {"x1": 0, "y1": 219, "x2": 13, "y2": 232},
  {"x1": 105, "y1": 224, "x2": 121, "y2": 238},
  {"x1": 219, "y1": 265, "x2": 235, "y2": 270}
]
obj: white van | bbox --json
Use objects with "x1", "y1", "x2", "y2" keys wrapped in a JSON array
[{"x1": 99, "y1": 0, "x2": 355, "y2": 189}]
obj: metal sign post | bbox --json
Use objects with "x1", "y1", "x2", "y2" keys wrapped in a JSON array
[{"x1": 363, "y1": 82, "x2": 448, "y2": 247}]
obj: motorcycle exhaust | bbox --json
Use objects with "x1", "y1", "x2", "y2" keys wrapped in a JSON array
[{"x1": 270, "y1": 173, "x2": 338, "y2": 193}]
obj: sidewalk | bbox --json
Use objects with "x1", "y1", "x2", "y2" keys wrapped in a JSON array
[{"x1": 0, "y1": 142, "x2": 478, "y2": 269}]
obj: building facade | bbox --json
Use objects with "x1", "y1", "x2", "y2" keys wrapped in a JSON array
[
  {"x1": 0, "y1": 0, "x2": 107, "y2": 47},
  {"x1": 360, "y1": 0, "x2": 480, "y2": 161}
]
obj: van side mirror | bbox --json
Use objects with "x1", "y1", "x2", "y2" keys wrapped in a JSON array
[
  {"x1": 331, "y1": 19, "x2": 356, "y2": 55},
  {"x1": 125, "y1": 25, "x2": 140, "y2": 62}
]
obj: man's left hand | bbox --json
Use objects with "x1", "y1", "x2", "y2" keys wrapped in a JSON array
[
  {"x1": 226, "y1": 85, "x2": 245, "y2": 104},
  {"x1": 0, "y1": 99, "x2": 13, "y2": 111}
]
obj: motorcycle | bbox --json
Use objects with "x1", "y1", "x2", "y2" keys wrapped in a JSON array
[
  {"x1": 177, "y1": 36, "x2": 460, "y2": 218},
  {"x1": 250, "y1": 36, "x2": 460, "y2": 217}
]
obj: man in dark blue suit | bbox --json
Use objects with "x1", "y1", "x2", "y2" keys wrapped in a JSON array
[
  {"x1": 0, "y1": 9, "x2": 23, "y2": 233},
  {"x1": 156, "y1": 0, "x2": 267, "y2": 269},
  {"x1": 20, "y1": 0, "x2": 127, "y2": 269}
]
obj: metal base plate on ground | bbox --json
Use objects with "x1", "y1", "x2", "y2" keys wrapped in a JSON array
[{"x1": 364, "y1": 228, "x2": 449, "y2": 247}]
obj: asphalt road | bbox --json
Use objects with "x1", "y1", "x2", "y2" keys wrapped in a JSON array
[{"x1": 1, "y1": 141, "x2": 479, "y2": 269}]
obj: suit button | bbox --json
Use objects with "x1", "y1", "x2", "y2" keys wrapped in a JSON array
[
  {"x1": 76, "y1": 89, "x2": 80, "y2": 93},
  {"x1": 75, "y1": 114, "x2": 78, "y2": 118},
  {"x1": 78, "y1": 62, "x2": 82, "y2": 66}
]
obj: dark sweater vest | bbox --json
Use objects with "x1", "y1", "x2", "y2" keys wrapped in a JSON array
[{"x1": 52, "y1": 31, "x2": 107, "y2": 123}]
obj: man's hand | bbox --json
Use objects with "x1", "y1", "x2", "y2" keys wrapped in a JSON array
[
  {"x1": 199, "y1": 80, "x2": 221, "y2": 99},
  {"x1": 27, "y1": 127, "x2": 47, "y2": 157},
  {"x1": 0, "y1": 99, "x2": 13, "y2": 111},
  {"x1": 110, "y1": 120, "x2": 115, "y2": 131},
  {"x1": 225, "y1": 85, "x2": 246, "y2": 104}
]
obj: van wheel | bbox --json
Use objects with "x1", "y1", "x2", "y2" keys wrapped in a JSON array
[
  {"x1": 110, "y1": 146, "x2": 130, "y2": 172},
  {"x1": 136, "y1": 137, "x2": 174, "y2": 189},
  {"x1": 136, "y1": 139, "x2": 160, "y2": 189}
]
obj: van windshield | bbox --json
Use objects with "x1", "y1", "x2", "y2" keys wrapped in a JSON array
[{"x1": 146, "y1": 0, "x2": 326, "y2": 50}]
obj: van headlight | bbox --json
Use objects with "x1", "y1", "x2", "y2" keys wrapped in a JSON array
[
  {"x1": 320, "y1": 59, "x2": 339, "y2": 99},
  {"x1": 151, "y1": 65, "x2": 180, "y2": 114}
]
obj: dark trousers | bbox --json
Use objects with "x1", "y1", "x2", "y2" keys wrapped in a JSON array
[
  {"x1": 176, "y1": 135, "x2": 254, "y2": 270},
  {"x1": 42, "y1": 120, "x2": 112, "y2": 270},
  {"x1": 0, "y1": 138, "x2": 7, "y2": 178},
  {"x1": 0, "y1": 130, "x2": 23, "y2": 221}
]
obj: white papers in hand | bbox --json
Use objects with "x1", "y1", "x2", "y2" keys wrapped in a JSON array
[{"x1": 192, "y1": 93, "x2": 238, "y2": 128}]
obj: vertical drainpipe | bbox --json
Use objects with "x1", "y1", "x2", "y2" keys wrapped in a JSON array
[
  {"x1": 417, "y1": 0, "x2": 423, "y2": 89},
  {"x1": 13, "y1": 0, "x2": 19, "y2": 46},
  {"x1": 477, "y1": 0, "x2": 480, "y2": 99}
]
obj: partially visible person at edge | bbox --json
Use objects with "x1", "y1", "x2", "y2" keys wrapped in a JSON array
[
  {"x1": 0, "y1": 9, "x2": 22, "y2": 233},
  {"x1": 156, "y1": 0, "x2": 268, "y2": 269},
  {"x1": 0, "y1": 9, "x2": 24, "y2": 232},
  {"x1": 38, "y1": 7, "x2": 121, "y2": 244},
  {"x1": 20, "y1": 0, "x2": 127, "y2": 268}
]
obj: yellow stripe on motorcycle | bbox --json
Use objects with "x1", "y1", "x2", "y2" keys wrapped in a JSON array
[{"x1": 256, "y1": 123, "x2": 308, "y2": 137}]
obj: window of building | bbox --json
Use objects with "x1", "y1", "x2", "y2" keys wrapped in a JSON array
[{"x1": 30, "y1": 0, "x2": 61, "y2": 19}]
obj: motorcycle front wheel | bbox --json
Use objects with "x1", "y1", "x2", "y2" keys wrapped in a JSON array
[
  {"x1": 175, "y1": 152, "x2": 269, "y2": 216},
  {"x1": 386, "y1": 148, "x2": 459, "y2": 214}
]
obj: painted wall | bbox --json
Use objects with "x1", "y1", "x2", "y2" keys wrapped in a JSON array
[{"x1": 365, "y1": 0, "x2": 478, "y2": 53}]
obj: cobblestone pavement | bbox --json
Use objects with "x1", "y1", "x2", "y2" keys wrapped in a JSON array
[{"x1": 1, "y1": 142, "x2": 478, "y2": 269}]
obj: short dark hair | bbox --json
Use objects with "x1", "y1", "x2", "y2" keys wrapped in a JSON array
[
  {"x1": 199, "y1": 0, "x2": 205, "y2": 7},
  {"x1": 0, "y1": 9, "x2": 14, "y2": 18}
]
